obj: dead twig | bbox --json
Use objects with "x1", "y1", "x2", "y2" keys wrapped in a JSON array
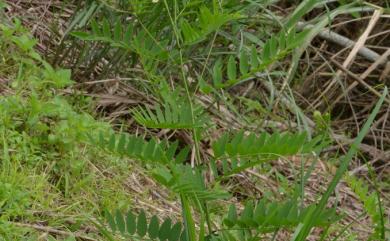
[
  {"x1": 330, "y1": 59, "x2": 390, "y2": 105},
  {"x1": 311, "y1": 9, "x2": 383, "y2": 109},
  {"x1": 332, "y1": 48, "x2": 390, "y2": 105}
]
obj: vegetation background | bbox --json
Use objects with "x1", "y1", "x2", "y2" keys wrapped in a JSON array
[{"x1": 0, "y1": 0, "x2": 389, "y2": 240}]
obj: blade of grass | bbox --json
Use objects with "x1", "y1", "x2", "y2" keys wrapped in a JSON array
[{"x1": 285, "y1": 0, "x2": 318, "y2": 30}]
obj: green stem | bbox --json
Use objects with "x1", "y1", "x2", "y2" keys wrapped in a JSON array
[{"x1": 181, "y1": 194, "x2": 197, "y2": 241}]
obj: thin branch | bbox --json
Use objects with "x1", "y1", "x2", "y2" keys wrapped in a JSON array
[{"x1": 330, "y1": 59, "x2": 390, "y2": 105}]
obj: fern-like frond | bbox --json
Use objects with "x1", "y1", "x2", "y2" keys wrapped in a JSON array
[
  {"x1": 221, "y1": 199, "x2": 338, "y2": 236},
  {"x1": 90, "y1": 132, "x2": 190, "y2": 164},
  {"x1": 211, "y1": 28, "x2": 309, "y2": 89},
  {"x1": 71, "y1": 18, "x2": 168, "y2": 73},
  {"x1": 210, "y1": 131, "x2": 325, "y2": 177},
  {"x1": 132, "y1": 98, "x2": 209, "y2": 129},
  {"x1": 346, "y1": 176, "x2": 386, "y2": 240},
  {"x1": 152, "y1": 164, "x2": 230, "y2": 202},
  {"x1": 71, "y1": 18, "x2": 134, "y2": 49},
  {"x1": 103, "y1": 209, "x2": 185, "y2": 241},
  {"x1": 180, "y1": 6, "x2": 241, "y2": 45}
]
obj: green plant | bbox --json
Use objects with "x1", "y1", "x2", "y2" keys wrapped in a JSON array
[
  {"x1": 210, "y1": 131, "x2": 325, "y2": 178},
  {"x1": 179, "y1": 5, "x2": 242, "y2": 46},
  {"x1": 94, "y1": 87, "x2": 387, "y2": 241},
  {"x1": 0, "y1": 15, "x2": 137, "y2": 240},
  {"x1": 132, "y1": 85, "x2": 209, "y2": 129},
  {"x1": 208, "y1": 28, "x2": 309, "y2": 90},
  {"x1": 62, "y1": 1, "x2": 390, "y2": 240},
  {"x1": 98, "y1": 210, "x2": 185, "y2": 241},
  {"x1": 90, "y1": 121, "x2": 335, "y2": 240},
  {"x1": 346, "y1": 175, "x2": 388, "y2": 240}
]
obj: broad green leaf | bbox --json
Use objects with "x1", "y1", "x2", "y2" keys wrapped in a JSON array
[
  {"x1": 102, "y1": 18, "x2": 111, "y2": 38},
  {"x1": 224, "y1": 205, "x2": 237, "y2": 227},
  {"x1": 91, "y1": 18, "x2": 100, "y2": 36},
  {"x1": 148, "y1": 215, "x2": 159, "y2": 239},
  {"x1": 159, "y1": 218, "x2": 172, "y2": 240},
  {"x1": 199, "y1": 76, "x2": 213, "y2": 94},
  {"x1": 70, "y1": 31, "x2": 92, "y2": 40},
  {"x1": 115, "y1": 210, "x2": 125, "y2": 234},
  {"x1": 279, "y1": 31, "x2": 287, "y2": 50},
  {"x1": 250, "y1": 46, "x2": 259, "y2": 70},
  {"x1": 176, "y1": 146, "x2": 190, "y2": 163},
  {"x1": 180, "y1": 230, "x2": 188, "y2": 241},
  {"x1": 240, "y1": 201, "x2": 254, "y2": 226},
  {"x1": 137, "y1": 210, "x2": 147, "y2": 237},
  {"x1": 98, "y1": 131, "x2": 105, "y2": 146},
  {"x1": 117, "y1": 133, "x2": 127, "y2": 154},
  {"x1": 126, "y1": 211, "x2": 136, "y2": 234},
  {"x1": 124, "y1": 24, "x2": 133, "y2": 43},
  {"x1": 243, "y1": 31, "x2": 264, "y2": 46},
  {"x1": 227, "y1": 56, "x2": 237, "y2": 81},
  {"x1": 108, "y1": 134, "x2": 116, "y2": 151},
  {"x1": 152, "y1": 166, "x2": 173, "y2": 186},
  {"x1": 105, "y1": 210, "x2": 116, "y2": 232},
  {"x1": 114, "y1": 20, "x2": 122, "y2": 41},
  {"x1": 164, "y1": 104, "x2": 172, "y2": 124},
  {"x1": 269, "y1": 36, "x2": 278, "y2": 56},
  {"x1": 163, "y1": 141, "x2": 176, "y2": 161},
  {"x1": 213, "y1": 59, "x2": 223, "y2": 87},
  {"x1": 262, "y1": 41, "x2": 271, "y2": 63},
  {"x1": 169, "y1": 223, "x2": 182, "y2": 241},
  {"x1": 239, "y1": 51, "x2": 249, "y2": 75},
  {"x1": 288, "y1": 30, "x2": 309, "y2": 50},
  {"x1": 0, "y1": 1, "x2": 8, "y2": 9}
]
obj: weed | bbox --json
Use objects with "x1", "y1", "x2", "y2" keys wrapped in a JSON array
[{"x1": 0, "y1": 13, "x2": 141, "y2": 240}]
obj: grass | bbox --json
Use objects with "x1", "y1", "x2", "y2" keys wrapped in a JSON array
[
  {"x1": 0, "y1": 0, "x2": 389, "y2": 240},
  {"x1": 0, "y1": 16, "x2": 148, "y2": 240}
]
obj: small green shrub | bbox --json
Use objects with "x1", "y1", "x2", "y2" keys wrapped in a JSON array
[
  {"x1": 347, "y1": 175, "x2": 388, "y2": 240},
  {"x1": 0, "y1": 15, "x2": 133, "y2": 240}
]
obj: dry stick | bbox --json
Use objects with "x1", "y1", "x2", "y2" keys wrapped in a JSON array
[
  {"x1": 299, "y1": 47, "x2": 348, "y2": 96},
  {"x1": 332, "y1": 49, "x2": 390, "y2": 105},
  {"x1": 312, "y1": 9, "x2": 383, "y2": 109},
  {"x1": 12, "y1": 222, "x2": 97, "y2": 241},
  {"x1": 360, "y1": 48, "x2": 390, "y2": 80},
  {"x1": 295, "y1": 22, "x2": 380, "y2": 63},
  {"x1": 343, "y1": 10, "x2": 382, "y2": 68},
  {"x1": 380, "y1": 61, "x2": 390, "y2": 81},
  {"x1": 272, "y1": 12, "x2": 382, "y2": 114},
  {"x1": 330, "y1": 59, "x2": 390, "y2": 105}
]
